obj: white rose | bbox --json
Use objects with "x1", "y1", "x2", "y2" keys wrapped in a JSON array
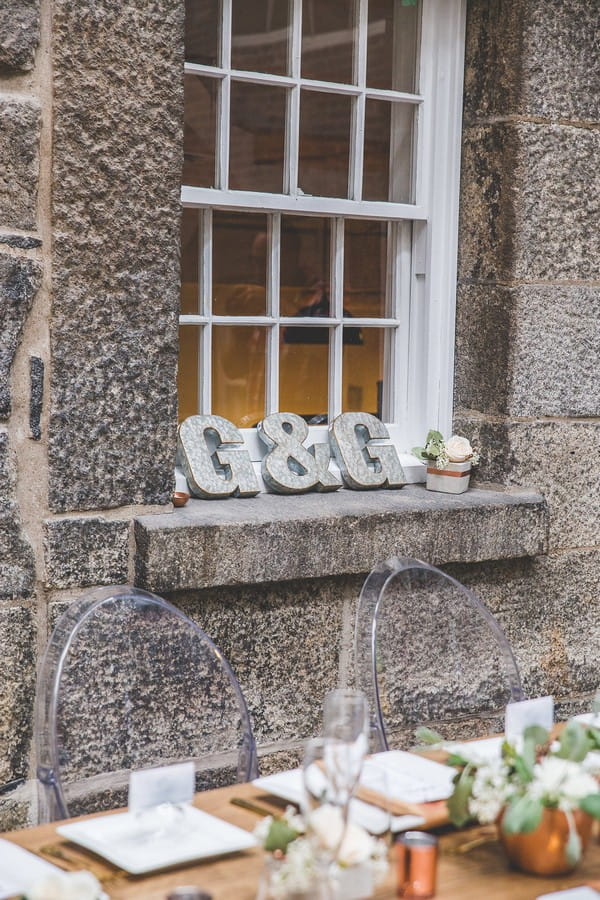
[
  {"x1": 445, "y1": 435, "x2": 474, "y2": 463},
  {"x1": 308, "y1": 804, "x2": 344, "y2": 851},
  {"x1": 338, "y1": 822, "x2": 376, "y2": 866},
  {"x1": 28, "y1": 871, "x2": 103, "y2": 900}
]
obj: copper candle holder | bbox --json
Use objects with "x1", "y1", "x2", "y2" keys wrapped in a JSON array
[{"x1": 396, "y1": 831, "x2": 438, "y2": 898}]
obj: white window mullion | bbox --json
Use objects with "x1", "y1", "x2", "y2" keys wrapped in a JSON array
[
  {"x1": 329, "y1": 218, "x2": 344, "y2": 418},
  {"x1": 199, "y1": 208, "x2": 213, "y2": 413},
  {"x1": 285, "y1": 0, "x2": 302, "y2": 194},
  {"x1": 349, "y1": 0, "x2": 368, "y2": 201},
  {"x1": 217, "y1": 0, "x2": 232, "y2": 189},
  {"x1": 266, "y1": 214, "x2": 281, "y2": 414}
]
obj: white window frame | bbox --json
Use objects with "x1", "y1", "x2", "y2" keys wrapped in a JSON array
[{"x1": 180, "y1": 0, "x2": 467, "y2": 470}]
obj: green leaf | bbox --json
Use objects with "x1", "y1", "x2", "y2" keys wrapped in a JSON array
[
  {"x1": 447, "y1": 765, "x2": 475, "y2": 827},
  {"x1": 523, "y1": 724, "x2": 549, "y2": 747},
  {"x1": 586, "y1": 726, "x2": 600, "y2": 750},
  {"x1": 566, "y1": 827, "x2": 582, "y2": 865},
  {"x1": 446, "y1": 752, "x2": 471, "y2": 768},
  {"x1": 411, "y1": 446, "x2": 428, "y2": 462},
  {"x1": 556, "y1": 720, "x2": 591, "y2": 762},
  {"x1": 264, "y1": 818, "x2": 299, "y2": 853},
  {"x1": 502, "y1": 795, "x2": 543, "y2": 835},
  {"x1": 512, "y1": 754, "x2": 534, "y2": 783},
  {"x1": 425, "y1": 430, "x2": 444, "y2": 444},
  {"x1": 414, "y1": 725, "x2": 444, "y2": 746},
  {"x1": 580, "y1": 793, "x2": 600, "y2": 820}
]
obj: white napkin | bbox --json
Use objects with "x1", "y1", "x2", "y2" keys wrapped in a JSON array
[{"x1": 0, "y1": 838, "x2": 62, "y2": 898}]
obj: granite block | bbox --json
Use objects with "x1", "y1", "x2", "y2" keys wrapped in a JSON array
[
  {"x1": 453, "y1": 417, "x2": 599, "y2": 551},
  {"x1": 0, "y1": 253, "x2": 42, "y2": 419},
  {"x1": 0, "y1": 99, "x2": 40, "y2": 230},
  {"x1": 464, "y1": 0, "x2": 600, "y2": 123},
  {"x1": 173, "y1": 578, "x2": 346, "y2": 744},
  {"x1": 455, "y1": 284, "x2": 600, "y2": 417},
  {"x1": 0, "y1": 606, "x2": 35, "y2": 785},
  {"x1": 48, "y1": 0, "x2": 184, "y2": 511},
  {"x1": 460, "y1": 122, "x2": 600, "y2": 282},
  {"x1": 0, "y1": 0, "x2": 39, "y2": 73},
  {"x1": 44, "y1": 517, "x2": 130, "y2": 589},
  {"x1": 446, "y1": 550, "x2": 600, "y2": 702}
]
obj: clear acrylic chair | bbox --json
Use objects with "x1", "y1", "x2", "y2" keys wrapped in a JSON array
[
  {"x1": 354, "y1": 557, "x2": 524, "y2": 752},
  {"x1": 35, "y1": 585, "x2": 258, "y2": 822}
]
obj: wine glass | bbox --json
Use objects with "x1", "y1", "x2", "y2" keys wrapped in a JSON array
[
  {"x1": 322, "y1": 689, "x2": 369, "y2": 800},
  {"x1": 302, "y1": 737, "x2": 349, "y2": 898}
]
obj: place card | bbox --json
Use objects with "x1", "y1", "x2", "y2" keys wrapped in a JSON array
[
  {"x1": 129, "y1": 761, "x2": 195, "y2": 813},
  {"x1": 505, "y1": 695, "x2": 554, "y2": 742}
]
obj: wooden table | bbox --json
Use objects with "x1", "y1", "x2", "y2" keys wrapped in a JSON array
[{"x1": 4, "y1": 781, "x2": 600, "y2": 899}]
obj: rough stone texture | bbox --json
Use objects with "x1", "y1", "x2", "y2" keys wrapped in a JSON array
[
  {"x1": 447, "y1": 549, "x2": 600, "y2": 704},
  {"x1": 454, "y1": 417, "x2": 600, "y2": 552},
  {"x1": 0, "y1": 606, "x2": 36, "y2": 785},
  {"x1": 0, "y1": 254, "x2": 42, "y2": 420},
  {"x1": 0, "y1": 430, "x2": 35, "y2": 601},
  {"x1": 48, "y1": 0, "x2": 184, "y2": 512},
  {"x1": 135, "y1": 486, "x2": 548, "y2": 592},
  {"x1": 464, "y1": 0, "x2": 600, "y2": 124},
  {"x1": 44, "y1": 517, "x2": 130, "y2": 589},
  {"x1": 460, "y1": 122, "x2": 600, "y2": 282},
  {"x1": 0, "y1": 235, "x2": 42, "y2": 250},
  {"x1": 0, "y1": 0, "x2": 40, "y2": 73},
  {"x1": 173, "y1": 578, "x2": 346, "y2": 744},
  {"x1": 455, "y1": 284, "x2": 600, "y2": 417},
  {"x1": 29, "y1": 355, "x2": 43, "y2": 440},
  {"x1": 0, "y1": 784, "x2": 33, "y2": 831},
  {"x1": 0, "y1": 99, "x2": 40, "y2": 231}
]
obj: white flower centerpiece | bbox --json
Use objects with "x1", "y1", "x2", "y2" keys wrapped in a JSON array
[
  {"x1": 412, "y1": 430, "x2": 480, "y2": 494},
  {"x1": 442, "y1": 720, "x2": 600, "y2": 876},
  {"x1": 254, "y1": 806, "x2": 388, "y2": 900}
]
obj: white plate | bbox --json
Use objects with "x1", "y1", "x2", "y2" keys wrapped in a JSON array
[{"x1": 57, "y1": 803, "x2": 257, "y2": 875}]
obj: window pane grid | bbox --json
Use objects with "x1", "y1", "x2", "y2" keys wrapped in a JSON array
[{"x1": 180, "y1": 1, "x2": 433, "y2": 427}]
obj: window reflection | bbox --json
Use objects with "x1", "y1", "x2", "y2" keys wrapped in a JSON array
[
  {"x1": 343, "y1": 327, "x2": 386, "y2": 420},
  {"x1": 298, "y1": 91, "x2": 351, "y2": 198},
  {"x1": 212, "y1": 325, "x2": 266, "y2": 427},
  {"x1": 213, "y1": 211, "x2": 268, "y2": 316},
  {"x1": 229, "y1": 81, "x2": 287, "y2": 193},
  {"x1": 232, "y1": 0, "x2": 290, "y2": 76}
]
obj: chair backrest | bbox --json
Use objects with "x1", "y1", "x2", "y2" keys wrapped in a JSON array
[
  {"x1": 35, "y1": 585, "x2": 257, "y2": 822},
  {"x1": 354, "y1": 557, "x2": 524, "y2": 751}
]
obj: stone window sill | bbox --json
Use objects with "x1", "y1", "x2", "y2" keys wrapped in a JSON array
[{"x1": 134, "y1": 484, "x2": 548, "y2": 592}]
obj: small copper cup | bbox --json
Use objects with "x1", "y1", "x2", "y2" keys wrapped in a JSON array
[
  {"x1": 396, "y1": 831, "x2": 438, "y2": 898},
  {"x1": 172, "y1": 491, "x2": 190, "y2": 508}
]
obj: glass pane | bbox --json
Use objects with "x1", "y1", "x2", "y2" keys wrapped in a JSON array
[
  {"x1": 363, "y1": 99, "x2": 390, "y2": 202},
  {"x1": 280, "y1": 327, "x2": 329, "y2": 423},
  {"x1": 367, "y1": 0, "x2": 419, "y2": 93},
  {"x1": 280, "y1": 216, "x2": 330, "y2": 317},
  {"x1": 213, "y1": 211, "x2": 267, "y2": 316},
  {"x1": 178, "y1": 326, "x2": 200, "y2": 422},
  {"x1": 232, "y1": 0, "x2": 290, "y2": 76},
  {"x1": 298, "y1": 91, "x2": 351, "y2": 198},
  {"x1": 229, "y1": 81, "x2": 286, "y2": 193},
  {"x1": 344, "y1": 220, "x2": 388, "y2": 317},
  {"x1": 302, "y1": 0, "x2": 355, "y2": 84},
  {"x1": 343, "y1": 327, "x2": 385, "y2": 419},
  {"x1": 212, "y1": 325, "x2": 266, "y2": 427},
  {"x1": 183, "y1": 74, "x2": 217, "y2": 187},
  {"x1": 181, "y1": 208, "x2": 199, "y2": 314},
  {"x1": 185, "y1": 0, "x2": 219, "y2": 66},
  {"x1": 389, "y1": 103, "x2": 414, "y2": 203}
]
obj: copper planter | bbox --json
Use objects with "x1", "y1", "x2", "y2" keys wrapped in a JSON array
[{"x1": 498, "y1": 807, "x2": 593, "y2": 876}]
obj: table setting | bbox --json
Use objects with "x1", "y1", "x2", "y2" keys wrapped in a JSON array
[{"x1": 4, "y1": 692, "x2": 600, "y2": 900}]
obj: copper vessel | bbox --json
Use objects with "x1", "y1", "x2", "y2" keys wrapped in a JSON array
[{"x1": 498, "y1": 807, "x2": 593, "y2": 876}]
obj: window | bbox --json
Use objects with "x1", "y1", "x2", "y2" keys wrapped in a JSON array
[{"x1": 180, "y1": 0, "x2": 466, "y2": 458}]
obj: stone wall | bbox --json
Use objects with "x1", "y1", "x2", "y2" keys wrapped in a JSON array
[
  {"x1": 453, "y1": 0, "x2": 600, "y2": 714},
  {"x1": 0, "y1": 0, "x2": 597, "y2": 829}
]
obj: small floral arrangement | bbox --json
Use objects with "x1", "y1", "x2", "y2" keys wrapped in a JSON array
[
  {"x1": 412, "y1": 430, "x2": 480, "y2": 470},
  {"x1": 445, "y1": 721, "x2": 600, "y2": 864},
  {"x1": 23, "y1": 871, "x2": 103, "y2": 900},
  {"x1": 254, "y1": 806, "x2": 387, "y2": 899}
]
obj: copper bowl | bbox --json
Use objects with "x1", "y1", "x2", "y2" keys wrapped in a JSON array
[
  {"x1": 498, "y1": 807, "x2": 593, "y2": 876},
  {"x1": 172, "y1": 491, "x2": 190, "y2": 508}
]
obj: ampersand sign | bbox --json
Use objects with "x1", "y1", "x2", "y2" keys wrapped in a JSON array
[
  {"x1": 329, "y1": 412, "x2": 406, "y2": 490},
  {"x1": 178, "y1": 415, "x2": 260, "y2": 499},
  {"x1": 257, "y1": 412, "x2": 341, "y2": 494}
]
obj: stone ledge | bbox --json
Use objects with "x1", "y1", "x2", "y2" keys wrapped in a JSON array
[{"x1": 134, "y1": 485, "x2": 548, "y2": 593}]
